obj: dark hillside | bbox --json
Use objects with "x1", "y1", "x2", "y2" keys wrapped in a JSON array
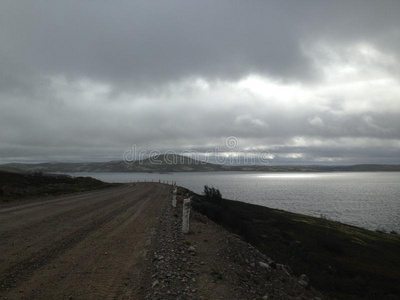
[
  {"x1": 0, "y1": 171, "x2": 112, "y2": 203},
  {"x1": 190, "y1": 190, "x2": 400, "y2": 299}
]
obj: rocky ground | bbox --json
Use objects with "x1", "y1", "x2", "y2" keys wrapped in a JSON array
[{"x1": 143, "y1": 187, "x2": 328, "y2": 300}]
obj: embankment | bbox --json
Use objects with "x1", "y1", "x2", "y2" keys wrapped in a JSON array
[{"x1": 185, "y1": 188, "x2": 400, "y2": 299}]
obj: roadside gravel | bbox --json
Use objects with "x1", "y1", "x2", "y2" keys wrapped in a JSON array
[{"x1": 145, "y1": 187, "x2": 328, "y2": 300}]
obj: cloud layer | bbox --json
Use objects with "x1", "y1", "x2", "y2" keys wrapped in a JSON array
[{"x1": 0, "y1": 1, "x2": 399, "y2": 164}]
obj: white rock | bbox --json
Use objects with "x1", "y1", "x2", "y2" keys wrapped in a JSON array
[
  {"x1": 298, "y1": 274, "x2": 310, "y2": 288},
  {"x1": 258, "y1": 261, "x2": 272, "y2": 271}
]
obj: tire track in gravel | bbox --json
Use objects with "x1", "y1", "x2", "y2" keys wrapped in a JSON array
[
  {"x1": 0, "y1": 184, "x2": 159, "y2": 294},
  {"x1": 0, "y1": 186, "x2": 125, "y2": 216},
  {"x1": 86, "y1": 184, "x2": 170, "y2": 300},
  {"x1": 0, "y1": 186, "x2": 144, "y2": 274},
  {"x1": 0, "y1": 185, "x2": 139, "y2": 239}
]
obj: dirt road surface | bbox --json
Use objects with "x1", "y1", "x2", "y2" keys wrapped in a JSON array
[{"x1": 0, "y1": 183, "x2": 171, "y2": 300}]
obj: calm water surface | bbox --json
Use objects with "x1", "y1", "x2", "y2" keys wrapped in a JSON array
[{"x1": 66, "y1": 172, "x2": 400, "y2": 232}]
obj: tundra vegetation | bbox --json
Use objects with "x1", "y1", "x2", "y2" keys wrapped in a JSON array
[{"x1": 193, "y1": 188, "x2": 400, "y2": 299}]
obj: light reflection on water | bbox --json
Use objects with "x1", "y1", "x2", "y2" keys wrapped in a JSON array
[
  {"x1": 256, "y1": 174, "x2": 319, "y2": 179},
  {"x1": 64, "y1": 171, "x2": 400, "y2": 232}
]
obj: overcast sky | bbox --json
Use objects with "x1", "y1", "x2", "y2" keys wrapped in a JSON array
[{"x1": 0, "y1": 1, "x2": 399, "y2": 165}]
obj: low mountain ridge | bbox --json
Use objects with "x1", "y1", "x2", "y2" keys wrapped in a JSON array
[{"x1": 2, "y1": 154, "x2": 400, "y2": 173}]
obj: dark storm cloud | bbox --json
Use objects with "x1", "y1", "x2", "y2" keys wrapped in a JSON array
[
  {"x1": 2, "y1": 0, "x2": 399, "y2": 89},
  {"x1": 0, "y1": 1, "x2": 310, "y2": 89},
  {"x1": 0, "y1": 1, "x2": 399, "y2": 163}
]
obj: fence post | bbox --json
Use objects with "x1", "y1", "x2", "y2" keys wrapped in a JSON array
[
  {"x1": 172, "y1": 187, "x2": 177, "y2": 208},
  {"x1": 182, "y1": 198, "x2": 191, "y2": 234},
  {"x1": 172, "y1": 194, "x2": 177, "y2": 208}
]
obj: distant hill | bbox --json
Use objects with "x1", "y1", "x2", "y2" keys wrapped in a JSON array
[
  {"x1": 1, "y1": 154, "x2": 221, "y2": 173},
  {"x1": 0, "y1": 170, "x2": 110, "y2": 203},
  {"x1": 1, "y1": 154, "x2": 400, "y2": 173}
]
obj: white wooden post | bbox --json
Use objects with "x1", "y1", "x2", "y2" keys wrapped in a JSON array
[
  {"x1": 172, "y1": 194, "x2": 177, "y2": 208},
  {"x1": 172, "y1": 188, "x2": 177, "y2": 208},
  {"x1": 182, "y1": 198, "x2": 191, "y2": 234}
]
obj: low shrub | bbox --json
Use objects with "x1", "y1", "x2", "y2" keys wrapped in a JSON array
[{"x1": 203, "y1": 185, "x2": 222, "y2": 201}]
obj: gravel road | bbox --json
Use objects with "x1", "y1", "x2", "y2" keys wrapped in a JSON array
[{"x1": 0, "y1": 183, "x2": 171, "y2": 300}]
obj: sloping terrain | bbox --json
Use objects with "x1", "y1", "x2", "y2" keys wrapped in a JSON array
[
  {"x1": 0, "y1": 170, "x2": 111, "y2": 203},
  {"x1": 190, "y1": 191, "x2": 400, "y2": 299},
  {"x1": 144, "y1": 189, "x2": 326, "y2": 299}
]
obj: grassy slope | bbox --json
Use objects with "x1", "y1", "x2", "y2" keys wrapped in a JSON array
[
  {"x1": 190, "y1": 194, "x2": 400, "y2": 299},
  {"x1": 0, "y1": 171, "x2": 113, "y2": 204}
]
